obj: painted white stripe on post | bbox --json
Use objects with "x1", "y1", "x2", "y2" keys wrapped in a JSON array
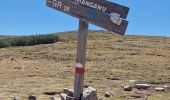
[{"x1": 75, "y1": 63, "x2": 83, "y2": 68}]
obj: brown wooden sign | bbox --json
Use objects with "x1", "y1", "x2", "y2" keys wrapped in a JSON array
[
  {"x1": 46, "y1": 0, "x2": 129, "y2": 35},
  {"x1": 70, "y1": 0, "x2": 129, "y2": 19}
]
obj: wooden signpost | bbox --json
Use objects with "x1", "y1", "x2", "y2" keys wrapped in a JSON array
[
  {"x1": 46, "y1": 0, "x2": 129, "y2": 35},
  {"x1": 46, "y1": 0, "x2": 129, "y2": 99},
  {"x1": 70, "y1": 0, "x2": 129, "y2": 18}
]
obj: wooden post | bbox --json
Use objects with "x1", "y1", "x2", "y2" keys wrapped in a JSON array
[
  {"x1": 74, "y1": 20, "x2": 89, "y2": 100},
  {"x1": 46, "y1": 1, "x2": 129, "y2": 99}
]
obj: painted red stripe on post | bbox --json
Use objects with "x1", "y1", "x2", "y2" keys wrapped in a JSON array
[{"x1": 75, "y1": 67, "x2": 85, "y2": 75}]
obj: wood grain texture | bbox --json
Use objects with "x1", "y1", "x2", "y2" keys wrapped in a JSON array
[
  {"x1": 46, "y1": 0, "x2": 128, "y2": 35},
  {"x1": 74, "y1": 20, "x2": 89, "y2": 100},
  {"x1": 70, "y1": 0, "x2": 129, "y2": 19}
]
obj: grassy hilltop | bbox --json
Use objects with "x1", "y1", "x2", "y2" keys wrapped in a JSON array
[{"x1": 0, "y1": 30, "x2": 170, "y2": 100}]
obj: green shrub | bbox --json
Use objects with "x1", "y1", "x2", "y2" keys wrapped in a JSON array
[
  {"x1": 0, "y1": 39, "x2": 11, "y2": 48},
  {"x1": 0, "y1": 34, "x2": 59, "y2": 48}
]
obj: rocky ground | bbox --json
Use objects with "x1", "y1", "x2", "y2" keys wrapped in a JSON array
[{"x1": 0, "y1": 31, "x2": 170, "y2": 100}]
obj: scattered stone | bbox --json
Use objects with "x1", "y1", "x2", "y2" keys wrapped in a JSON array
[
  {"x1": 60, "y1": 93, "x2": 73, "y2": 100},
  {"x1": 67, "y1": 65, "x2": 71, "y2": 67},
  {"x1": 144, "y1": 95, "x2": 148, "y2": 100},
  {"x1": 14, "y1": 66, "x2": 23, "y2": 70},
  {"x1": 50, "y1": 96, "x2": 57, "y2": 100},
  {"x1": 13, "y1": 96, "x2": 21, "y2": 100},
  {"x1": 35, "y1": 67, "x2": 39, "y2": 69},
  {"x1": 28, "y1": 95, "x2": 36, "y2": 100},
  {"x1": 83, "y1": 83, "x2": 91, "y2": 88},
  {"x1": 104, "y1": 92, "x2": 111, "y2": 98},
  {"x1": 43, "y1": 91, "x2": 58, "y2": 95},
  {"x1": 60, "y1": 93, "x2": 67, "y2": 100},
  {"x1": 124, "y1": 86, "x2": 132, "y2": 91},
  {"x1": 131, "y1": 95, "x2": 142, "y2": 98},
  {"x1": 66, "y1": 96, "x2": 74, "y2": 100},
  {"x1": 129, "y1": 80, "x2": 137, "y2": 83},
  {"x1": 135, "y1": 84, "x2": 150, "y2": 89},
  {"x1": 10, "y1": 57, "x2": 15, "y2": 60},
  {"x1": 163, "y1": 85, "x2": 169, "y2": 88},
  {"x1": 164, "y1": 86, "x2": 170, "y2": 92},
  {"x1": 155, "y1": 87, "x2": 165, "y2": 91},
  {"x1": 63, "y1": 88, "x2": 74, "y2": 97},
  {"x1": 117, "y1": 40, "x2": 123, "y2": 42},
  {"x1": 83, "y1": 85, "x2": 89, "y2": 88},
  {"x1": 107, "y1": 77, "x2": 121, "y2": 80},
  {"x1": 82, "y1": 86, "x2": 98, "y2": 100}
]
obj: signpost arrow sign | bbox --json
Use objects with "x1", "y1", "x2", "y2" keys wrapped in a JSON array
[
  {"x1": 46, "y1": 0, "x2": 129, "y2": 35},
  {"x1": 70, "y1": 0, "x2": 129, "y2": 19},
  {"x1": 46, "y1": 0, "x2": 129, "y2": 99}
]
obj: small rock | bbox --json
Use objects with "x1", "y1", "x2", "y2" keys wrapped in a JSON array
[
  {"x1": 10, "y1": 57, "x2": 15, "y2": 60},
  {"x1": 124, "y1": 86, "x2": 132, "y2": 91},
  {"x1": 155, "y1": 87, "x2": 165, "y2": 91},
  {"x1": 104, "y1": 92, "x2": 111, "y2": 97},
  {"x1": 131, "y1": 95, "x2": 142, "y2": 98},
  {"x1": 83, "y1": 85, "x2": 89, "y2": 88},
  {"x1": 63, "y1": 88, "x2": 74, "y2": 97},
  {"x1": 89, "y1": 80, "x2": 93, "y2": 83},
  {"x1": 67, "y1": 65, "x2": 71, "y2": 67},
  {"x1": 13, "y1": 96, "x2": 21, "y2": 100},
  {"x1": 14, "y1": 66, "x2": 23, "y2": 70},
  {"x1": 107, "y1": 77, "x2": 121, "y2": 80},
  {"x1": 144, "y1": 95, "x2": 148, "y2": 100},
  {"x1": 129, "y1": 80, "x2": 137, "y2": 83},
  {"x1": 43, "y1": 91, "x2": 58, "y2": 95},
  {"x1": 60, "y1": 93, "x2": 67, "y2": 100},
  {"x1": 50, "y1": 96, "x2": 57, "y2": 100},
  {"x1": 135, "y1": 84, "x2": 150, "y2": 89},
  {"x1": 28, "y1": 95, "x2": 36, "y2": 100},
  {"x1": 83, "y1": 83, "x2": 90, "y2": 88},
  {"x1": 66, "y1": 96, "x2": 74, "y2": 100},
  {"x1": 163, "y1": 85, "x2": 169, "y2": 88},
  {"x1": 82, "y1": 86, "x2": 98, "y2": 100}
]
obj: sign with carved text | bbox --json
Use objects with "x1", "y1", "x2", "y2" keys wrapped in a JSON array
[
  {"x1": 71, "y1": 0, "x2": 129, "y2": 18},
  {"x1": 46, "y1": 0, "x2": 129, "y2": 35}
]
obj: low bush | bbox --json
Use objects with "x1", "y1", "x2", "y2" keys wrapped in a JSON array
[{"x1": 0, "y1": 34, "x2": 59, "y2": 48}]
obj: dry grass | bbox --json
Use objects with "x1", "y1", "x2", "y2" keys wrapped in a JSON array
[{"x1": 0, "y1": 30, "x2": 170, "y2": 100}]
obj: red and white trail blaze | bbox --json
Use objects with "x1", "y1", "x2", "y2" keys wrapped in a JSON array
[{"x1": 75, "y1": 63, "x2": 85, "y2": 75}]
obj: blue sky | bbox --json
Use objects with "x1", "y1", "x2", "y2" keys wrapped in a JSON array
[{"x1": 0, "y1": 0, "x2": 170, "y2": 36}]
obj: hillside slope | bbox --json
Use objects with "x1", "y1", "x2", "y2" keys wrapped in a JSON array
[{"x1": 0, "y1": 31, "x2": 170, "y2": 100}]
